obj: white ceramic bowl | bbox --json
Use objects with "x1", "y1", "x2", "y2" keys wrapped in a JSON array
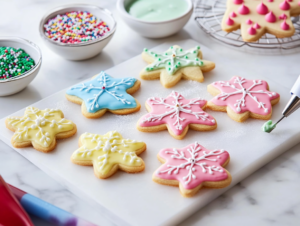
[
  {"x1": 0, "y1": 37, "x2": 42, "y2": 97},
  {"x1": 117, "y1": 0, "x2": 193, "y2": 38},
  {"x1": 39, "y1": 4, "x2": 117, "y2": 61}
]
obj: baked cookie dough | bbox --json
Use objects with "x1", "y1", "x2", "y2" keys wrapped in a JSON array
[
  {"x1": 140, "y1": 45, "x2": 215, "y2": 88},
  {"x1": 71, "y1": 131, "x2": 146, "y2": 179},
  {"x1": 152, "y1": 142, "x2": 232, "y2": 197},
  {"x1": 5, "y1": 107, "x2": 77, "y2": 152},
  {"x1": 222, "y1": 0, "x2": 300, "y2": 42},
  {"x1": 66, "y1": 71, "x2": 141, "y2": 119},
  {"x1": 207, "y1": 76, "x2": 280, "y2": 122}
]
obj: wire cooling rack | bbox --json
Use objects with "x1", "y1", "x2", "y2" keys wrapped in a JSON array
[{"x1": 194, "y1": 0, "x2": 300, "y2": 50}]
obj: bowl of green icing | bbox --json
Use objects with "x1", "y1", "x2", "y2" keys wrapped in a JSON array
[{"x1": 117, "y1": 0, "x2": 193, "y2": 38}]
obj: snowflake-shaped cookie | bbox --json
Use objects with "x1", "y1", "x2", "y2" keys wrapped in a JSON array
[
  {"x1": 5, "y1": 107, "x2": 76, "y2": 152},
  {"x1": 137, "y1": 91, "x2": 217, "y2": 140},
  {"x1": 207, "y1": 76, "x2": 280, "y2": 122},
  {"x1": 153, "y1": 142, "x2": 231, "y2": 197},
  {"x1": 71, "y1": 131, "x2": 146, "y2": 179},
  {"x1": 222, "y1": 0, "x2": 300, "y2": 42},
  {"x1": 140, "y1": 45, "x2": 215, "y2": 88},
  {"x1": 66, "y1": 71, "x2": 141, "y2": 118}
]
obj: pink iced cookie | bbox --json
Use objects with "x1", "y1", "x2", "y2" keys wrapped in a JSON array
[
  {"x1": 207, "y1": 76, "x2": 280, "y2": 122},
  {"x1": 152, "y1": 142, "x2": 232, "y2": 197},
  {"x1": 137, "y1": 91, "x2": 217, "y2": 140}
]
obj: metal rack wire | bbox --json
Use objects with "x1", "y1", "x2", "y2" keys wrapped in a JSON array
[{"x1": 194, "y1": 0, "x2": 300, "y2": 50}]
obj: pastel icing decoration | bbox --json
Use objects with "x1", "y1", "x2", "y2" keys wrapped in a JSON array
[
  {"x1": 238, "y1": 4, "x2": 250, "y2": 14},
  {"x1": 226, "y1": 17, "x2": 234, "y2": 25},
  {"x1": 248, "y1": 26, "x2": 257, "y2": 35},
  {"x1": 281, "y1": 18, "x2": 290, "y2": 30},
  {"x1": 140, "y1": 45, "x2": 215, "y2": 88},
  {"x1": 5, "y1": 107, "x2": 76, "y2": 152},
  {"x1": 279, "y1": 13, "x2": 287, "y2": 19},
  {"x1": 254, "y1": 23, "x2": 261, "y2": 29},
  {"x1": 265, "y1": 11, "x2": 277, "y2": 23},
  {"x1": 233, "y1": 0, "x2": 243, "y2": 4},
  {"x1": 137, "y1": 91, "x2": 217, "y2": 139},
  {"x1": 268, "y1": 0, "x2": 274, "y2": 1},
  {"x1": 262, "y1": 120, "x2": 276, "y2": 133},
  {"x1": 257, "y1": 1, "x2": 269, "y2": 14},
  {"x1": 246, "y1": 19, "x2": 252, "y2": 24},
  {"x1": 230, "y1": 12, "x2": 237, "y2": 17},
  {"x1": 207, "y1": 77, "x2": 280, "y2": 122},
  {"x1": 66, "y1": 72, "x2": 140, "y2": 117},
  {"x1": 280, "y1": 0, "x2": 291, "y2": 10},
  {"x1": 71, "y1": 131, "x2": 146, "y2": 179},
  {"x1": 152, "y1": 142, "x2": 232, "y2": 197}
]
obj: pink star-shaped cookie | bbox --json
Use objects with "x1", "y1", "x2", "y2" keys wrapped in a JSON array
[
  {"x1": 137, "y1": 91, "x2": 217, "y2": 139},
  {"x1": 207, "y1": 76, "x2": 280, "y2": 122},
  {"x1": 152, "y1": 142, "x2": 232, "y2": 197}
]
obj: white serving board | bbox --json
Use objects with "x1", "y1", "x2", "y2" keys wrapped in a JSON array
[{"x1": 1, "y1": 39, "x2": 300, "y2": 226}]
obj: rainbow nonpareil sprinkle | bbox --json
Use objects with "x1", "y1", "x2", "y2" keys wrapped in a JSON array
[
  {"x1": 44, "y1": 11, "x2": 110, "y2": 44},
  {"x1": 0, "y1": 47, "x2": 35, "y2": 80}
]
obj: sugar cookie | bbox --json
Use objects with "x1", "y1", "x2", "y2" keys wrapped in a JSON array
[
  {"x1": 66, "y1": 71, "x2": 141, "y2": 119},
  {"x1": 137, "y1": 91, "x2": 217, "y2": 140},
  {"x1": 71, "y1": 131, "x2": 146, "y2": 179},
  {"x1": 5, "y1": 107, "x2": 77, "y2": 152},
  {"x1": 140, "y1": 45, "x2": 215, "y2": 88},
  {"x1": 222, "y1": 0, "x2": 300, "y2": 42},
  {"x1": 207, "y1": 76, "x2": 280, "y2": 122},
  {"x1": 152, "y1": 142, "x2": 232, "y2": 197}
]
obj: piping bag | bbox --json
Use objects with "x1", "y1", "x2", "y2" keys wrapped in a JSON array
[{"x1": 0, "y1": 175, "x2": 34, "y2": 226}]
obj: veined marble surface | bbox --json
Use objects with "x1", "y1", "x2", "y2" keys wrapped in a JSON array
[{"x1": 1, "y1": 0, "x2": 300, "y2": 225}]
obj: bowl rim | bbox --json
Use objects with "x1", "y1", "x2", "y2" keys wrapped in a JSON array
[
  {"x1": 116, "y1": 0, "x2": 193, "y2": 24},
  {"x1": 39, "y1": 4, "x2": 117, "y2": 47},
  {"x1": 0, "y1": 36, "x2": 42, "y2": 84}
]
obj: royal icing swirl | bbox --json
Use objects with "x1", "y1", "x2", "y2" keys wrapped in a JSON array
[
  {"x1": 210, "y1": 77, "x2": 280, "y2": 115},
  {"x1": 6, "y1": 107, "x2": 74, "y2": 147},
  {"x1": 155, "y1": 142, "x2": 230, "y2": 190},
  {"x1": 143, "y1": 46, "x2": 203, "y2": 75},
  {"x1": 66, "y1": 72, "x2": 137, "y2": 113},
  {"x1": 71, "y1": 131, "x2": 145, "y2": 177},
  {"x1": 138, "y1": 91, "x2": 216, "y2": 136}
]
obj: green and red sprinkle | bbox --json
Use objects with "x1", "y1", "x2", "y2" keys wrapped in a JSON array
[
  {"x1": 0, "y1": 47, "x2": 35, "y2": 81},
  {"x1": 44, "y1": 11, "x2": 110, "y2": 44}
]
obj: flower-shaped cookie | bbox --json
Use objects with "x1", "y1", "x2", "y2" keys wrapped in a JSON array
[
  {"x1": 207, "y1": 76, "x2": 280, "y2": 122},
  {"x1": 66, "y1": 71, "x2": 141, "y2": 118},
  {"x1": 5, "y1": 107, "x2": 77, "y2": 152},
  {"x1": 140, "y1": 45, "x2": 215, "y2": 88},
  {"x1": 222, "y1": 0, "x2": 300, "y2": 42},
  {"x1": 71, "y1": 131, "x2": 146, "y2": 179},
  {"x1": 153, "y1": 142, "x2": 231, "y2": 197},
  {"x1": 137, "y1": 91, "x2": 217, "y2": 140}
]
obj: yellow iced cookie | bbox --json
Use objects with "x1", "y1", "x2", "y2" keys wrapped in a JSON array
[
  {"x1": 71, "y1": 131, "x2": 146, "y2": 179},
  {"x1": 5, "y1": 107, "x2": 77, "y2": 152}
]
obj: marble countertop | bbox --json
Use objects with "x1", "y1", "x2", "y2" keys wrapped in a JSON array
[{"x1": 1, "y1": 0, "x2": 300, "y2": 225}]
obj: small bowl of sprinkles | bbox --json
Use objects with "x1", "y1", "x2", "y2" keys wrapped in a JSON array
[
  {"x1": 39, "y1": 4, "x2": 116, "y2": 60},
  {"x1": 0, "y1": 37, "x2": 42, "y2": 96}
]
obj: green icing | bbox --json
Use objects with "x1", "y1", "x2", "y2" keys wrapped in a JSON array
[
  {"x1": 126, "y1": 0, "x2": 188, "y2": 22},
  {"x1": 262, "y1": 120, "x2": 276, "y2": 133},
  {"x1": 144, "y1": 46, "x2": 203, "y2": 75}
]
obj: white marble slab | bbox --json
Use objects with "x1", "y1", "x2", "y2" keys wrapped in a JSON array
[
  {"x1": 1, "y1": 39, "x2": 300, "y2": 226},
  {"x1": 1, "y1": 0, "x2": 300, "y2": 226}
]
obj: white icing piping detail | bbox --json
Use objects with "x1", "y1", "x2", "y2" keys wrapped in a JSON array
[
  {"x1": 71, "y1": 72, "x2": 134, "y2": 111},
  {"x1": 143, "y1": 91, "x2": 214, "y2": 130},
  {"x1": 215, "y1": 77, "x2": 277, "y2": 113},
  {"x1": 157, "y1": 142, "x2": 224, "y2": 185},
  {"x1": 76, "y1": 131, "x2": 141, "y2": 169},
  {"x1": 8, "y1": 107, "x2": 71, "y2": 147}
]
